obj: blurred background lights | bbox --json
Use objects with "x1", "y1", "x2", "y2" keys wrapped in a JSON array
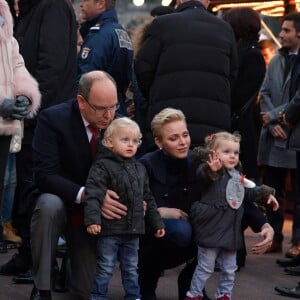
[
  {"x1": 133, "y1": 0, "x2": 144, "y2": 6},
  {"x1": 161, "y1": 0, "x2": 173, "y2": 5}
]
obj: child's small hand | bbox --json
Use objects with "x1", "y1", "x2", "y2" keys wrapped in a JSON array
[
  {"x1": 207, "y1": 150, "x2": 223, "y2": 172},
  {"x1": 87, "y1": 224, "x2": 101, "y2": 235},
  {"x1": 267, "y1": 194, "x2": 279, "y2": 211},
  {"x1": 154, "y1": 228, "x2": 165, "y2": 238}
]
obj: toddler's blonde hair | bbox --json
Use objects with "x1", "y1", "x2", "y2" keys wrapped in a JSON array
[{"x1": 103, "y1": 117, "x2": 142, "y2": 146}]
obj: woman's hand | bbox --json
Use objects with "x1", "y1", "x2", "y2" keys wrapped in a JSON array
[
  {"x1": 154, "y1": 228, "x2": 165, "y2": 238},
  {"x1": 251, "y1": 223, "x2": 274, "y2": 254},
  {"x1": 157, "y1": 207, "x2": 188, "y2": 220},
  {"x1": 101, "y1": 189, "x2": 127, "y2": 219}
]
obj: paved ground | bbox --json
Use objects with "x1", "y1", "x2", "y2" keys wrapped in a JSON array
[{"x1": 0, "y1": 217, "x2": 295, "y2": 299}]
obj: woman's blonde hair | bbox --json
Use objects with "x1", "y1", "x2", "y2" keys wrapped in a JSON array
[
  {"x1": 151, "y1": 108, "x2": 186, "y2": 138},
  {"x1": 103, "y1": 117, "x2": 142, "y2": 145},
  {"x1": 204, "y1": 131, "x2": 241, "y2": 150}
]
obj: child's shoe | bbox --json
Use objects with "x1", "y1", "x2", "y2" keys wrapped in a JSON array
[{"x1": 216, "y1": 294, "x2": 230, "y2": 300}]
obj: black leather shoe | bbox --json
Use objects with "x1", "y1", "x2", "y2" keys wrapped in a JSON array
[
  {"x1": 0, "y1": 253, "x2": 31, "y2": 275},
  {"x1": 275, "y1": 283, "x2": 300, "y2": 298},
  {"x1": 276, "y1": 256, "x2": 300, "y2": 267},
  {"x1": 30, "y1": 285, "x2": 52, "y2": 300},
  {"x1": 285, "y1": 266, "x2": 300, "y2": 276},
  {"x1": 12, "y1": 270, "x2": 34, "y2": 284}
]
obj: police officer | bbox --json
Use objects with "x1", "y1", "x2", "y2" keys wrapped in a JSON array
[{"x1": 78, "y1": 0, "x2": 133, "y2": 116}]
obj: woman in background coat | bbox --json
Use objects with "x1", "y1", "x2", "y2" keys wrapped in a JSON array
[
  {"x1": 223, "y1": 7, "x2": 266, "y2": 182},
  {"x1": 0, "y1": 0, "x2": 40, "y2": 251}
]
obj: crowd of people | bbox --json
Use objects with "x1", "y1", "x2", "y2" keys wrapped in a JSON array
[{"x1": 1, "y1": 0, "x2": 300, "y2": 299}]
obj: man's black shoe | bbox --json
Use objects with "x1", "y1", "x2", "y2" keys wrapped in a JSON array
[
  {"x1": 285, "y1": 266, "x2": 300, "y2": 276},
  {"x1": 275, "y1": 283, "x2": 300, "y2": 298},
  {"x1": 276, "y1": 256, "x2": 300, "y2": 267},
  {"x1": 0, "y1": 253, "x2": 31, "y2": 276},
  {"x1": 12, "y1": 270, "x2": 34, "y2": 284},
  {"x1": 30, "y1": 285, "x2": 52, "y2": 300}
]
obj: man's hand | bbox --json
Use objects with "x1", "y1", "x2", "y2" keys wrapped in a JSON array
[
  {"x1": 271, "y1": 124, "x2": 287, "y2": 139},
  {"x1": 87, "y1": 224, "x2": 101, "y2": 235},
  {"x1": 251, "y1": 223, "x2": 274, "y2": 254},
  {"x1": 101, "y1": 189, "x2": 127, "y2": 219},
  {"x1": 261, "y1": 111, "x2": 271, "y2": 126},
  {"x1": 157, "y1": 207, "x2": 188, "y2": 220},
  {"x1": 279, "y1": 112, "x2": 293, "y2": 128}
]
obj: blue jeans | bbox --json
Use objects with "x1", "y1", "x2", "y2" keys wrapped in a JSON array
[
  {"x1": 188, "y1": 247, "x2": 237, "y2": 298},
  {"x1": 1, "y1": 153, "x2": 16, "y2": 223},
  {"x1": 163, "y1": 218, "x2": 193, "y2": 247},
  {"x1": 91, "y1": 235, "x2": 140, "y2": 300}
]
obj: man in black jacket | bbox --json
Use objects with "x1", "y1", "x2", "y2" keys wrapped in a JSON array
[{"x1": 134, "y1": 0, "x2": 238, "y2": 150}]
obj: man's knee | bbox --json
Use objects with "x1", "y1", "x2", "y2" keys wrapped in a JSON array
[{"x1": 32, "y1": 193, "x2": 66, "y2": 223}]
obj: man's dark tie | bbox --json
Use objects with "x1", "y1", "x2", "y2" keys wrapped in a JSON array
[
  {"x1": 88, "y1": 125, "x2": 100, "y2": 158},
  {"x1": 70, "y1": 125, "x2": 100, "y2": 229}
]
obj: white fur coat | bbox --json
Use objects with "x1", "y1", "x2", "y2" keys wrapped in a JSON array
[{"x1": 0, "y1": 0, "x2": 41, "y2": 136}]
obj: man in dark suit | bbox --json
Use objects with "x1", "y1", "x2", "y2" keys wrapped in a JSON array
[
  {"x1": 134, "y1": 0, "x2": 238, "y2": 150},
  {"x1": 30, "y1": 71, "x2": 127, "y2": 300}
]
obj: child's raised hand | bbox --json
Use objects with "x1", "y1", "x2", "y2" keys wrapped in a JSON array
[
  {"x1": 154, "y1": 228, "x2": 165, "y2": 238},
  {"x1": 87, "y1": 224, "x2": 101, "y2": 235},
  {"x1": 207, "y1": 150, "x2": 223, "y2": 172},
  {"x1": 267, "y1": 194, "x2": 279, "y2": 211}
]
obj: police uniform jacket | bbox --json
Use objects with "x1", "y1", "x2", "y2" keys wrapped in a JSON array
[
  {"x1": 78, "y1": 9, "x2": 133, "y2": 107},
  {"x1": 134, "y1": 1, "x2": 238, "y2": 149},
  {"x1": 84, "y1": 144, "x2": 164, "y2": 236}
]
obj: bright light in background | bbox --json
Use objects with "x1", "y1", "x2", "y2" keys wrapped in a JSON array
[
  {"x1": 162, "y1": 0, "x2": 173, "y2": 5},
  {"x1": 133, "y1": 0, "x2": 144, "y2": 6}
]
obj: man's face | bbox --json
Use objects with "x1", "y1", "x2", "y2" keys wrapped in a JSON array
[
  {"x1": 80, "y1": 0, "x2": 105, "y2": 21},
  {"x1": 279, "y1": 20, "x2": 299, "y2": 52},
  {"x1": 260, "y1": 47, "x2": 275, "y2": 68},
  {"x1": 78, "y1": 79, "x2": 118, "y2": 130}
]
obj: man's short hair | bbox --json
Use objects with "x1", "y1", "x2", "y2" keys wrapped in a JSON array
[
  {"x1": 284, "y1": 13, "x2": 300, "y2": 33},
  {"x1": 78, "y1": 71, "x2": 116, "y2": 101}
]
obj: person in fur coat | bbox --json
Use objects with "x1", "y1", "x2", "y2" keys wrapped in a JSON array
[{"x1": 0, "y1": 0, "x2": 40, "y2": 249}]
